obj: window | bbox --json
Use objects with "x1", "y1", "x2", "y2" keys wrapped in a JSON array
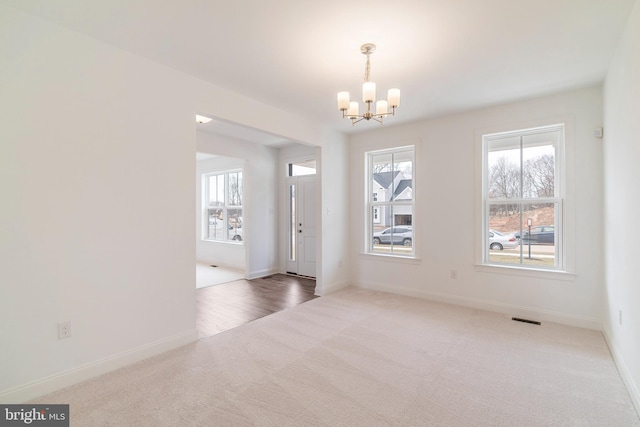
[
  {"x1": 203, "y1": 170, "x2": 243, "y2": 242},
  {"x1": 482, "y1": 125, "x2": 564, "y2": 269},
  {"x1": 367, "y1": 146, "x2": 414, "y2": 256},
  {"x1": 287, "y1": 159, "x2": 316, "y2": 176}
]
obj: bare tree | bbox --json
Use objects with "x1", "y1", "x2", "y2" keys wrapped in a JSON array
[
  {"x1": 372, "y1": 161, "x2": 391, "y2": 173},
  {"x1": 488, "y1": 156, "x2": 520, "y2": 216},
  {"x1": 488, "y1": 152, "x2": 555, "y2": 221},
  {"x1": 524, "y1": 154, "x2": 554, "y2": 197},
  {"x1": 489, "y1": 157, "x2": 518, "y2": 197},
  {"x1": 228, "y1": 172, "x2": 242, "y2": 206}
]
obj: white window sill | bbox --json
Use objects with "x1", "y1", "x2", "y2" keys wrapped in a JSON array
[
  {"x1": 201, "y1": 239, "x2": 243, "y2": 246},
  {"x1": 360, "y1": 253, "x2": 422, "y2": 265},
  {"x1": 475, "y1": 264, "x2": 575, "y2": 281}
]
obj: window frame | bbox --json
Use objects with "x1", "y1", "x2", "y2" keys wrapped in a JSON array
[
  {"x1": 202, "y1": 169, "x2": 243, "y2": 244},
  {"x1": 481, "y1": 124, "x2": 566, "y2": 272},
  {"x1": 287, "y1": 159, "x2": 316, "y2": 177},
  {"x1": 366, "y1": 145, "x2": 415, "y2": 258}
]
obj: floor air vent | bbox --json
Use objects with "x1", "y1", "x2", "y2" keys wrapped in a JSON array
[{"x1": 512, "y1": 317, "x2": 541, "y2": 325}]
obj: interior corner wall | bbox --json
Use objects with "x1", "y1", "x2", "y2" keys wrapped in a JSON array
[
  {"x1": 602, "y1": 0, "x2": 640, "y2": 412},
  {"x1": 348, "y1": 86, "x2": 605, "y2": 329},
  {"x1": 0, "y1": 5, "x2": 326, "y2": 402},
  {"x1": 0, "y1": 5, "x2": 198, "y2": 400},
  {"x1": 195, "y1": 155, "x2": 246, "y2": 270},
  {"x1": 197, "y1": 131, "x2": 279, "y2": 279},
  {"x1": 316, "y1": 131, "x2": 351, "y2": 294}
]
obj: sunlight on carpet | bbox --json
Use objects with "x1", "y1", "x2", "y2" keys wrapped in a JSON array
[
  {"x1": 196, "y1": 262, "x2": 244, "y2": 288},
  {"x1": 35, "y1": 288, "x2": 640, "y2": 426}
]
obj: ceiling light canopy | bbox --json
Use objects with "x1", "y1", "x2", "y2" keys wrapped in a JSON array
[
  {"x1": 337, "y1": 43, "x2": 400, "y2": 125},
  {"x1": 196, "y1": 114, "x2": 213, "y2": 124}
]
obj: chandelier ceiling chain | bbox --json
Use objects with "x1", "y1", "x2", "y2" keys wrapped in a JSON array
[
  {"x1": 337, "y1": 43, "x2": 400, "y2": 125},
  {"x1": 363, "y1": 47, "x2": 371, "y2": 82}
]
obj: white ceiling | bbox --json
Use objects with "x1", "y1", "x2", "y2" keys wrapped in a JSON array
[{"x1": 5, "y1": 0, "x2": 636, "y2": 141}]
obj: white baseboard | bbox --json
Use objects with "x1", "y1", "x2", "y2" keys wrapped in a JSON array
[
  {"x1": 0, "y1": 329, "x2": 198, "y2": 404},
  {"x1": 245, "y1": 268, "x2": 280, "y2": 280},
  {"x1": 355, "y1": 281, "x2": 601, "y2": 330},
  {"x1": 602, "y1": 329, "x2": 640, "y2": 417},
  {"x1": 316, "y1": 280, "x2": 350, "y2": 296}
]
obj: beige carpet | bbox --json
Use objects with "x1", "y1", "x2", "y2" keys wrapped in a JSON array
[{"x1": 35, "y1": 288, "x2": 639, "y2": 426}]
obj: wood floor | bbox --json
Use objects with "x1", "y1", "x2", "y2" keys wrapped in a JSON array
[{"x1": 196, "y1": 274, "x2": 318, "y2": 338}]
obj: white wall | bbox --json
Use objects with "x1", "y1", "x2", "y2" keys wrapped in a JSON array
[
  {"x1": 349, "y1": 86, "x2": 605, "y2": 329},
  {"x1": 197, "y1": 132, "x2": 279, "y2": 279},
  {"x1": 0, "y1": 5, "x2": 342, "y2": 402},
  {"x1": 0, "y1": 5, "x2": 196, "y2": 400},
  {"x1": 316, "y1": 131, "x2": 351, "y2": 294},
  {"x1": 603, "y1": 0, "x2": 640, "y2": 412},
  {"x1": 195, "y1": 155, "x2": 246, "y2": 270}
]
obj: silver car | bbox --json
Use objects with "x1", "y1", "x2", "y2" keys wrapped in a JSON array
[
  {"x1": 373, "y1": 226, "x2": 413, "y2": 246},
  {"x1": 489, "y1": 229, "x2": 519, "y2": 250}
]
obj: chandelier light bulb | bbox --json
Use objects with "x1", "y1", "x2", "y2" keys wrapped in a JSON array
[
  {"x1": 347, "y1": 101, "x2": 359, "y2": 118},
  {"x1": 388, "y1": 88, "x2": 401, "y2": 108},
  {"x1": 376, "y1": 100, "x2": 388, "y2": 115},
  {"x1": 337, "y1": 91, "x2": 350, "y2": 111},
  {"x1": 363, "y1": 82, "x2": 376, "y2": 103}
]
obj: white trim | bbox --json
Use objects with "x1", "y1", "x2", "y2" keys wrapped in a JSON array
[
  {"x1": 355, "y1": 280, "x2": 600, "y2": 330},
  {"x1": 366, "y1": 145, "x2": 416, "y2": 258},
  {"x1": 359, "y1": 253, "x2": 422, "y2": 265},
  {"x1": 245, "y1": 267, "x2": 280, "y2": 280},
  {"x1": 285, "y1": 156, "x2": 317, "y2": 177},
  {"x1": 474, "y1": 264, "x2": 576, "y2": 281},
  {"x1": 0, "y1": 329, "x2": 197, "y2": 404},
  {"x1": 202, "y1": 169, "x2": 243, "y2": 243},
  {"x1": 315, "y1": 280, "x2": 350, "y2": 296},
  {"x1": 475, "y1": 116, "x2": 576, "y2": 274},
  {"x1": 602, "y1": 329, "x2": 640, "y2": 417}
]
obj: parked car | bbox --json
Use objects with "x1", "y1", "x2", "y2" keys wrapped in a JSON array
[
  {"x1": 521, "y1": 225, "x2": 554, "y2": 245},
  {"x1": 229, "y1": 224, "x2": 243, "y2": 241},
  {"x1": 208, "y1": 217, "x2": 243, "y2": 241},
  {"x1": 373, "y1": 226, "x2": 412, "y2": 246},
  {"x1": 489, "y1": 229, "x2": 519, "y2": 250}
]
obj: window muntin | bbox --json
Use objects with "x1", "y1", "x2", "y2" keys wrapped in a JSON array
[
  {"x1": 483, "y1": 125, "x2": 563, "y2": 269},
  {"x1": 367, "y1": 146, "x2": 414, "y2": 257},
  {"x1": 204, "y1": 170, "x2": 243, "y2": 243}
]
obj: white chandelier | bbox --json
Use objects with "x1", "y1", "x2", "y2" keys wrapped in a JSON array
[{"x1": 337, "y1": 43, "x2": 400, "y2": 125}]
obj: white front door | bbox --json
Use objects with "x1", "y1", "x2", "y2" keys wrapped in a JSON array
[{"x1": 286, "y1": 176, "x2": 316, "y2": 277}]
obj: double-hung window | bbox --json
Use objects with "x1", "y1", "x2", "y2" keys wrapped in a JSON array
[
  {"x1": 482, "y1": 125, "x2": 564, "y2": 269},
  {"x1": 367, "y1": 146, "x2": 414, "y2": 257},
  {"x1": 203, "y1": 170, "x2": 243, "y2": 242}
]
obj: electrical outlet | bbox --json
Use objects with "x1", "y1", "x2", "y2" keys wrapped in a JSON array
[
  {"x1": 450, "y1": 270, "x2": 457, "y2": 279},
  {"x1": 58, "y1": 321, "x2": 72, "y2": 339}
]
